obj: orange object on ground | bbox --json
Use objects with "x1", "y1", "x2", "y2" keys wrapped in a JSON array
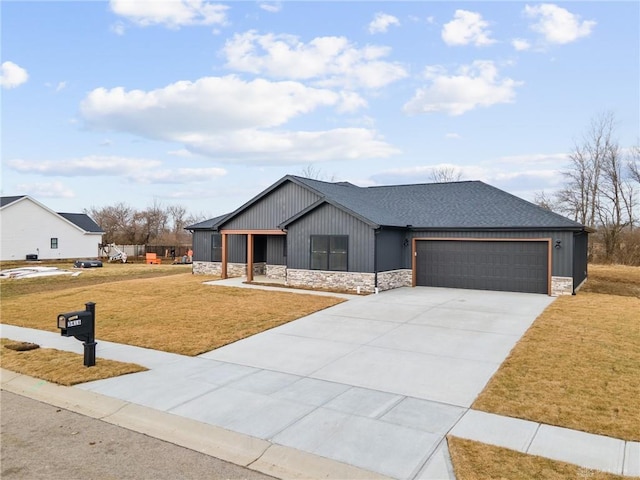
[{"x1": 146, "y1": 253, "x2": 161, "y2": 264}]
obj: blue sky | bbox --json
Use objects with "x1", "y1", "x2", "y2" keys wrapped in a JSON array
[{"x1": 2, "y1": 1, "x2": 638, "y2": 219}]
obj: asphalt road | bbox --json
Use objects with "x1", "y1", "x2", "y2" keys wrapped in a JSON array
[{"x1": 0, "y1": 390, "x2": 275, "y2": 480}]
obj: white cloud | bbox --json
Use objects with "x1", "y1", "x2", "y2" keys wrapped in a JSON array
[
  {"x1": 81, "y1": 76, "x2": 357, "y2": 134},
  {"x1": 441, "y1": 10, "x2": 496, "y2": 46},
  {"x1": 221, "y1": 31, "x2": 408, "y2": 89},
  {"x1": 1, "y1": 61, "x2": 29, "y2": 89},
  {"x1": 445, "y1": 133, "x2": 462, "y2": 140},
  {"x1": 403, "y1": 61, "x2": 523, "y2": 116},
  {"x1": 183, "y1": 128, "x2": 400, "y2": 163},
  {"x1": 493, "y1": 152, "x2": 569, "y2": 166},
  {"x1": 7, "y1": 156, "x2": 161, "y2": 176},
  {"x1": 15, "y1": 181, "x2": 75, "y2": 198},
  {"x1": 136, "y1": 167, "x2": 226, "y2": 184},
  {"x1": 7, "y1": 156, "x2": 227, "y2": 184},
  {"x1": 109, "y1": 0, "x2": 228, "y2": 29},
  {"x1": 110, "y1": 21, "x2": 126, "y2": 35},
  {"x1": 368, "y1": 12, "x2": 400, "y2": 34},
  {"x1": 167, "y1": 149, "x2": 193, "y2": 157},
  {"x1": 369, "y1": 162, "x2": 563, "y2": 199},
  {"x1": 524, "y1": 4, "x2": 595, "y2": 45},
  {"x1": 259, "y1": 2, "x2": 282, "y2": 13},
  {"x1": 512, "y1": 38, "x2": 531, "y2": 51},
  {"x1": 80, "y1": 76, "x2": 398, "y2": 164}
]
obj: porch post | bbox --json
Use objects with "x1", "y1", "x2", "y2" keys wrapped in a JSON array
[
  {"x1": 221, "y1": 233, "x2": 228, "y2": 279},
  {"x1": 247, "y1": 233, "x2": 254, "y2": 282}
]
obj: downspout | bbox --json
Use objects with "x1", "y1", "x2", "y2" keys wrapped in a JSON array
[{"x1": 374, "y1": 227, "x2": 380, "y2": 294}]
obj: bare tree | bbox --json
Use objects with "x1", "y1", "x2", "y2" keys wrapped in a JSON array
[
  {"x1": 533, "y1": 191, "x2": 559, "y2": 212},
  {"x1": 556, "y1": 112, "x2": 638, "y2": 261},
  {"x1": 85, "y1": 202, "x2": 135, "y2": 244},
  {"x1": 167, "y1": 204, "x2": 190, "y2": 244},
  {"x1": 597, "y1": 141, "x2": 635, "y2": 257},
  {"x1": 298, "y1": 164, "x2": 337, "y2": 182},
  {"x1": 429, "y1": 166, "x2": 463, "y2": 183},
  {"x1": 136, "y1": 199, "x2": 168, "y2": 245},
  {"x1": 559, "y1": 113, "x2": 618, "y2": 228},
  {"x1": 629, "y1": 144, "x2": 640, "y2": 184}
]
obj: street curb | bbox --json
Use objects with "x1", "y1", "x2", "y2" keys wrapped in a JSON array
[{"x1": 1, "y1": 369, "x2": 392, "y2": 480}]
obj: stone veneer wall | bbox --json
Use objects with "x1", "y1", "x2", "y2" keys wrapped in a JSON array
[
  {"x1": 551, "y1": 276, "x2": 573, "y2": 296},
  {"x1": 192, "y1": 261, "x2": 263, "y2": 277},
  {"x1": 377, "y1": 269, "x2": 412, "y2": 291},
  {"x1": 193, "y1": 261, "x2": 221, "y2": 275},
  {"x1": 266, "y1": 264, "x2": 287, "y2": 280},
  {"x1": 286, "y1": 268, "x2": 376, "y2": 293}
]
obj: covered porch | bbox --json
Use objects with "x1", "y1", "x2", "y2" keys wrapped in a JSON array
[{"x1": 220, "y1": 229, "x2": 286, "y2": 283}]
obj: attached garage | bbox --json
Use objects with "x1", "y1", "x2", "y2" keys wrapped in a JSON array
[{"x1": 413, "y1": 238, "x2": 550, "y2": 294}]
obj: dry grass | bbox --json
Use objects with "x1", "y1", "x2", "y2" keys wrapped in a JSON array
[
  {"x1": 1, "y1": 273, "x2": 343, "y2": 356},
  {"x1": 581, "y1": 264, "x2": 640, "y2": 297},
  {"x1": 0, "y1": 261, "x2": 191, "y2": 300},
  {"x1": 448, "y1": 436, "x2": 627, "y2": 480},
  {"x1": 473, "y1": 267, "x2": 640, "y2": 441},
  {"x1": 0, "y1": 338, "x2": 146, "y2": 386}
]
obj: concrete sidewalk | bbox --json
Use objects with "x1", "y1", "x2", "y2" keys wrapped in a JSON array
[{"x1": 1, "y1": 284, "x2": 637, "y2": 479}]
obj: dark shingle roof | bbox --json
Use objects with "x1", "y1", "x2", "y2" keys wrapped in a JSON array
[
  {"x1": 58, "y1": 213, "x2": 104, "y2": 233},
  {"x1": 185, "y1": 213, "x2": 229, "y2": 231},
  {"x1": 289, "y1": 176, "x2": 584, "y2": 230},
  {"x1": 0, "y1": 196, "x2": 26, "y2": 208}
]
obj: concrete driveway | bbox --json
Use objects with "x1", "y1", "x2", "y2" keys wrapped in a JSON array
[{"x1": 75, "y1": 286, "x2": 554, "y2": 479}]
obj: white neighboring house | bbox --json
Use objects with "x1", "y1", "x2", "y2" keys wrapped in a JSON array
[{"x1": 0, "y1": 196, "x2": 103, "y2": 261}]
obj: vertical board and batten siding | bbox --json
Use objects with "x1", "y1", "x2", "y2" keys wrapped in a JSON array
[
  {"x1": 266, "y1": 235, "x2": 286, "y2": 265},
  {"x1": 573, "y1": 231, "x2": 588, "y2": 289},
  {"x1": 191, "y1": 231, "x2": 246, "y2": 262},
  {"x1": 408, "y1": 230, "x2": 574, "y2": 277},
  {"x1": 223, "y1": 181, "x2": 321, "y2": 230},
  {"x1": 287, "y1": 203, "x2": 375, "y2": 272},
  {"x1": 376, "y1": 229, "x2": 407, "y2": 272},
  {"x1": 191, "y1": 230, "x2": 211, "y2": 261}
]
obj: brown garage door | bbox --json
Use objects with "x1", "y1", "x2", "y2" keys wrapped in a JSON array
[{"x1": 415, "y1": 239, "x2": 549, "y2": 294}]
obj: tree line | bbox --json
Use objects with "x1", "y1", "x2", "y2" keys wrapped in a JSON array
[
  {"x1": 535, "y1": 112, "x2": 640, "y2": 265},
  {"x1": 85, "y1": 200, "x2": 207, "y2": 246}
]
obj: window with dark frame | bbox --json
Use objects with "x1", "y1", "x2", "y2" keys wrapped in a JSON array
[
  {"x1": 310, "y1": 235, "x2": 348, "y2": 271},
  {"x1": 50, "y1": 237, "x2": 58, "y2": 249},
  {"x1": 211, "y1": 234, "x2": 222, "y2": 262}
]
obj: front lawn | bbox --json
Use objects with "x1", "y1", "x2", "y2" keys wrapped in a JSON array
[
  {"x1": 450, "y1": 265, "x2": 639, "y2": 478},
  {"x1": 472, "y1": 270, "x2": 639, "y2": 440},
  {"x1": 0, "y1": 271, "x2": 344, "y2": 356},
  {"x1": 448, "y1": 437, "x2": 627, "y2": 480},
  {"x1": 0, "y1": 338, "x2": 146, "y2": 386}
]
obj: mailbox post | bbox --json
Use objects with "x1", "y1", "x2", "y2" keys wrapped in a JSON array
[{"x1": 57, "y1": 302, "x2": 97, "y2": 367}]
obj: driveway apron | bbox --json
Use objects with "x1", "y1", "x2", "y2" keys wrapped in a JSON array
[{"x1": 76, "y1": 286, "x2": 554, "y2": 479}]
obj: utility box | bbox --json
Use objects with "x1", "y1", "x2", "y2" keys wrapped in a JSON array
[{"x1": 56, "y1": 302, "x2": 97, "y2": 367}]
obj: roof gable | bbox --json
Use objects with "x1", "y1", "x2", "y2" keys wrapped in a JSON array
[
  {"x1": 185, "y1": 213, "x2": 229, "y2": 231},
  {"x1": 284, "y1": 177, "x2": 586, "y2": 231},
  {"x1": 0, "y1": 196, "x2": 27, "y2": 208},
  {"x1": 57, "y1": 213, "x2": 103, "y2": 233},
  {"x1": 190, "y1": 175, "x2": 587, "y2": 233},
  {"x1": 1, "y1": 195, "x2": 104, "y2": 234}
]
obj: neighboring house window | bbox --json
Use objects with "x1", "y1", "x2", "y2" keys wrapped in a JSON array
[
  {"x1": 211, "y1": 234, "x2": 222, "y2": 262},
  {"x1": 50, "y1": 238, "x2": 58, "y2": 249},
  {"x1": 310, "y1": 235, "x2": 348, "y2": 271}
]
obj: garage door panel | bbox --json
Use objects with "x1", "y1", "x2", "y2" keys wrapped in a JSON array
[{"x1": 415, "y1": 240, "x2": 548, "y2": 294}]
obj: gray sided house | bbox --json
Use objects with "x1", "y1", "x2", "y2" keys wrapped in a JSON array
[{"x1": 187, "y1": 175, "x2": 591, "y2": 296}]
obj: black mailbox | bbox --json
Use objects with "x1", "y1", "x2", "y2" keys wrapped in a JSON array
[
  {"x1": 58, "y1": 310, "x2": 92, "y2": 338},
  {"x1": 57, "y1": 302, "x2": 97, "y2": 367}
]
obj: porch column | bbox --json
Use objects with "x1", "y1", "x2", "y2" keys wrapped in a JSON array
[
  {"x1": 221, "y1": 233, "x2": 228, "y2": 279},
  {"x1": 247, "y1": 233, "x2": 254, "y2": 282}
]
